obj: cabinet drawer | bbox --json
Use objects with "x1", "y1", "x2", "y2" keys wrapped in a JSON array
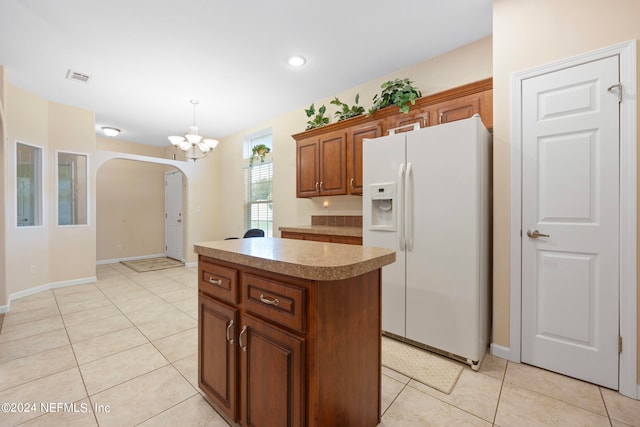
[
  {"x1": 199, "y1": 262, "x2": 239, "y2": 304},
  {"x1": 242, "y1": 273, "x2": 306, "y2": 333}
]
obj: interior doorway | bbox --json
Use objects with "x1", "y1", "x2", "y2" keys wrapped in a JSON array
[{"x1": 509, "y1": 40, "x2": 637, "y2": 398}]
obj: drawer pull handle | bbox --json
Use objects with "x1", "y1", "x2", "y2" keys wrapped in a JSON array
[
  {"x1": 226, "y1": 320, "x2": 234, "y2": 344},
  {"x1": 259, "y1": 294, "x2": 280, "y2": 306},
  {"x1": 239, "y1": 325, "x2": 247, "y2": 352},
  {"x1": 208, "y1": 277, "x2": 223, "y2": 286}
]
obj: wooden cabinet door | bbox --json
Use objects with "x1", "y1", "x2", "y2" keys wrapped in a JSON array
[
  {"x1": 347, "y1": 121, "x2": 382, "y2": 195},
  {"x1": 385, "y1": 106, "x2": 432, "y2": 134},
  {"x1": 296, "y1": 137, "x2": 320, "y2": 197},
  {"x1": 429, "y1": 90, "x2": 493, "y2": 128},
  {"x1": 240, "y1": 313, "x2": 304, "y2": 427},
  {"x1": 318, "y1": 130, "x2": 347, "y2": 196},
  {"x1": 198, "y1": 293, "x2": 238, "y2": 422}
]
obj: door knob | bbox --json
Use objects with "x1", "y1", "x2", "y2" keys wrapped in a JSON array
[{"x1": 526, "y1": 229, "x2": 549, "y2": 238}]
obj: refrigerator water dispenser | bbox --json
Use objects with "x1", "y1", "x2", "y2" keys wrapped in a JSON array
[{"x1": 369, "y1": 183, "x2": 396, "y2": 231}]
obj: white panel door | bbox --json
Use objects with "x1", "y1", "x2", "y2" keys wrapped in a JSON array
[
  {"x1": 521, "y1": 56, "x2": 620, "y2": 388},
  {"x1": 165, "y1": 170, "x2": 184, "y2": 261}
]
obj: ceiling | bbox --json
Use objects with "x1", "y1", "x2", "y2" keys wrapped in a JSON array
[{"x1": 0, "y1": 0, "x2": 492, "y2": 147}]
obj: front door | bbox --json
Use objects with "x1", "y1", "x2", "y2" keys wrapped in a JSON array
[
  {"x1": 521, "y1": 56, "x2": 620, "y2": 389},
  {"x1": 165, "y1": 170, "x2": 183, "y2": 261}
]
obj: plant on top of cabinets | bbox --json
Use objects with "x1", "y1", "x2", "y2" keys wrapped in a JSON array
[
  {"x1": 330, "y1": 94, "x2": 365, "y2": 121},
  {"x1": 368, "y1": 78, "x2": 422, "y2": 115},
  {"x1": 305, "y1": 103, "x2": 330, "y2": 130},
  {"x1": 249, "y1": 143, "x2": 271, "y2": 167}
]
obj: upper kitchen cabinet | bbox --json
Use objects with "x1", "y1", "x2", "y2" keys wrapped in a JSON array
[
  {"x1": 428, "y1": 89, "x2": 493, "y2": 128},
  {"x1": 385, "y1": 107, "x2": 432, "y2": 133},
  {"x1": 347, "y1": 120, "x2": 383, "y2": 195},
  {"x1": 293, "y1": 78, "x2": 492, "y2": 198},
  {"x1": 296, "y1": 130, "x2": 347, "y2": 197}
]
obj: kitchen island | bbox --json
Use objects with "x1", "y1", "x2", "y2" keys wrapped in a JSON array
[{"x1": 194, "y1": 238, "x2": 395, "y2": 427}]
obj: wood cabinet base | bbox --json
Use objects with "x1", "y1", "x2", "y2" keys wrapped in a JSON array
[{"x1": 198, "y1": 256, "x2": 381, "y2": 427}]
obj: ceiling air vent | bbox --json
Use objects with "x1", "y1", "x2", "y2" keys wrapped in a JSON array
[{"x1": 66, "y1": 69, "x2": 91, "y2": 84}]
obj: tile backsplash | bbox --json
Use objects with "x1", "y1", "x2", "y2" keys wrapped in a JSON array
[{"x1": 311, "y1": 215, "x2": 363, "y2": 227}]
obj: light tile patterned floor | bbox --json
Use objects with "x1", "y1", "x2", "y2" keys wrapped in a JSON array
[{"x1": 0, "y1": 263, "x2": 638, "y2": 426}]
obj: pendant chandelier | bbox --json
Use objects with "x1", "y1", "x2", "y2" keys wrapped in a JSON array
[{"x1": 168, "y1": 99, "x2": 219, "y2": 161}]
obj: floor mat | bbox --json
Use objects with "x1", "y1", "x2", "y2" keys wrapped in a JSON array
[
  {"x1": 120, "y1": 257, "x2": 184, "y2": 272},
  {"x1": 382, "y1": 336, "x2": 463, "y2": 394}
]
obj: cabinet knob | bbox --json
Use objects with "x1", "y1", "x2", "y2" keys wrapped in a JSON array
[
  {"x1": 320, "y1": 181, "x2": 324, "y2": 191},
  {"x1": 315, "y1": 182, "x2": 319, "y2": 191},
  {"x1": 350, "y1": 178, "x2": 354, "y2": 190}
]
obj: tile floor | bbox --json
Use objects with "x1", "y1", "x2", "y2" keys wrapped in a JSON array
[{"x1": 0, "y1": 263, "x2": 639, "y2": 426}]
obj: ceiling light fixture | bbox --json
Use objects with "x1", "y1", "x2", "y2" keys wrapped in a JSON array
[
  {"x1": 101, "y1": 126, "x2": 120, "y2": 137},
  {"x1": 168, "y1": 100, "x2": 219, "y2": 161},
  {"x1": 288, "y1": 55, "x2": 306, "y2": 67}
]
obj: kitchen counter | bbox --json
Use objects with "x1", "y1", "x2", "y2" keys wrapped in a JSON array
[
  {"x1": 193, "y1": 237, "x2": 393, "y2": 281},
  {"x1": 278, "y1": 224, "x2": 362, "y2": 237}
]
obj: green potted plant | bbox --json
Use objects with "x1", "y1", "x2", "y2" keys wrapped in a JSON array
[
  {"x1": 368, "y1": 78, "x2": 422, "y2": 115},
  {"x1": 330, "y1": 94, "x2": 365, "y2": 121},
  {"x1": 305, "y1": 103, "x2": 330, "y2": 130},
  {"x1": 249, "y1": 143, "x2": 271, "y2": 167}
]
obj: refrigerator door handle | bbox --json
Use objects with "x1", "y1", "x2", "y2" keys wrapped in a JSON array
[
  {"x1": 405, "y1": 162, "x2": 414, "y2": 251},
  {"x1": 397, "y1": 163, "x2": 405, "y2": 251}
]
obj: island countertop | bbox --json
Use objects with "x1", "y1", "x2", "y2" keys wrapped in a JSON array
[{"x1": 194, "y1": 237, "x2": 395, "y2": 281}]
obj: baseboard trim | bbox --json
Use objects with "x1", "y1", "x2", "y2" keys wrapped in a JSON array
[
  {"x1": 96, "y1": 253, "x2": 166, "y2": 265},
  {"x1": 185, "y1": 261, "x2": 197, "y2": 268},
  {"x1": 4, "y1": 276, "x2": 97, "y2": 313},
  {"x1": 490, "y1": 343, "x2": 510, "y2": 361}
]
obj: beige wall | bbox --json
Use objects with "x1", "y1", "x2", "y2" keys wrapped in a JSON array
[
  {"x1": 4, "y1": 85, "x2": 96, "y2": 301},
  {"x1": 216, "y1": 36, "x2": 493, "y2": 238},
  {"x1": 493, "y1": 0, "x2": 640, "y2": 379},
  {"x1": 96, "y1": 158, "x2": 167, "y2": 261}
]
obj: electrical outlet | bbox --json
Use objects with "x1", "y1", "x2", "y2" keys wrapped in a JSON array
[{"x1": 30, "y1": 264, "x2": 37, "y2": 273}]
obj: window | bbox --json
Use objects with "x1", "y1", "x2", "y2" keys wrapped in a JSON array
[
  {"x1": 16, "y1": 142, "x2": 42, "y2": 227},
  {"x1": 243, "y1": 130, "x2": 273, "y2": 159},
  {"x1": 244, "y1": 132, "x2": 273, "y2": 237},
  {"x1": 243, "y1": 129, "x2": 273, "y2": 237},
  {"x1": 57, "y1": 152, "x2": 88, "y2": 226},
  {"x1": 244, "y1": 162, "x2": 273, "y2": 237}
]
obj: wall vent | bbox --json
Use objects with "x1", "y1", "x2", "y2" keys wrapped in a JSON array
[{"x1": 66, "y1": 69, "x2": 91, "y2": 84}]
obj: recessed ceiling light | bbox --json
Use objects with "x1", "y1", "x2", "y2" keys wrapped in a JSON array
[
  {"x1": 288, "y1": 55, "x2": 306, "y2": 67},
  {"x1": 101, "y1": 126, "x2": 121, "y2": 137}
]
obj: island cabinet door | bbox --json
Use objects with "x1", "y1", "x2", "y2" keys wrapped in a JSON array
[
  {"x1": 240, "y1": 313, "x2": 304, "y2": 427},
  {"x1": 198, "y1": 293, "x2": 238, "y2": 422}
]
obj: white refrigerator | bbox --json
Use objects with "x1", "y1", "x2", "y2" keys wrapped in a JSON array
[{"x1": 363, "y1": 115, "x2": 491, "y2": 369}]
